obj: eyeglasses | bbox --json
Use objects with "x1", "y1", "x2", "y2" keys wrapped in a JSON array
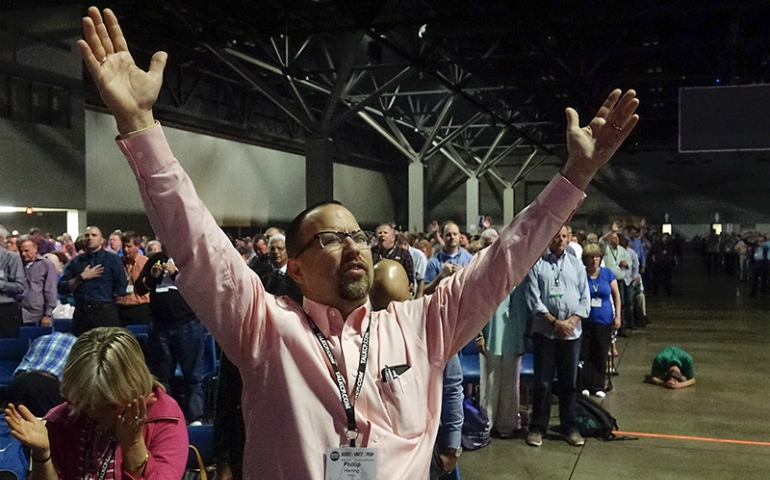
[{"x1": 293, "y1": 230, "x2": 373, "y2": 257}]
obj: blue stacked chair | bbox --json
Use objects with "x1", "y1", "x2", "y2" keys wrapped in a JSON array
[
  {"x1": 0, "y1": 338, "x2": 30, "y2": 387},
  {"x1": 186, "y1": 424, "x2": 214, "y2": 469},
  {"x1": 126, "y1": 324, "x2": 149, "y2": 336},
  {"x1": 52, "y1": 318, "x2": 72, "y2": 333},
  {"x1": 18, "y1": 325, "x2": 54, "y2": 341},
  {"x1": 458, "y1": 339, "x2": 480, "y2": 384}
]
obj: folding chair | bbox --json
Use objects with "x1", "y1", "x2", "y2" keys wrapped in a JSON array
[
  {"x1": 18, "y1": 325, "x2": 54, "y2": 341},
  {"x1": 0, "y1": 338, "x2": 30, "y2": 387}
]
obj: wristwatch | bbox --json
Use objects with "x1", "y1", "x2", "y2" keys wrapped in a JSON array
[{"x1": 443, "y1": 446, "x2": 462, "y2": 457}]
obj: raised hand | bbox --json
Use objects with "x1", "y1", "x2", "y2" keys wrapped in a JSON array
[
  {"x1": 561, "y1": 89, "x2": 640, "y2": 190},
  {"x1": 77, "y1": 7, "x2": 167, "y2": 135},
  {"x1": 5, "y1": 404, "x2": 51, "y2": 458},
  {"x1": 115, "y1": 394, "x2": 157, "y2": 448}
]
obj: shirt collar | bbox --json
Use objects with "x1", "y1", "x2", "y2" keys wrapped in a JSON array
[
  {"x1": 301, "y1": 297, "x2": 371, "y2": 338},
  {"x1": 544, "y1": 248, "x2": 565, "y2": 262}
]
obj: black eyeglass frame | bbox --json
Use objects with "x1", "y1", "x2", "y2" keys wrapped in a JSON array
[{"x1": 292, "y1": 229, "x2": 374, "y2": 258}]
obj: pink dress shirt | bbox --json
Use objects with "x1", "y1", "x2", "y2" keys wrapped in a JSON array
[{"x1": 116, "y1": 124, "x2": 584, "y2": 479}]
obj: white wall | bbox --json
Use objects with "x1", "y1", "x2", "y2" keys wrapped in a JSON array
[
  {"x1": 334, "y1": 163, "x2": 395, "y2": 226},
  {"x1": 86, "y1": 111, "x2": 396, "y2": 226}
]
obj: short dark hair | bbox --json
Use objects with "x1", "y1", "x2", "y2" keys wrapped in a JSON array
[
  {"x1": 285, "y1": 200, "x2": 343, "y2": 258},
  {"x1": 75, "y1": 235, "x2": 87, "y2": 252},
  {"x1": 120, "y1": 230, "x2": 143, "y2": 248}
]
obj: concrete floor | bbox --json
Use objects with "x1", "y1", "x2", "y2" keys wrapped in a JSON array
[{"x1": 460, "y1": 254, "x2": 770, "y2": 479}]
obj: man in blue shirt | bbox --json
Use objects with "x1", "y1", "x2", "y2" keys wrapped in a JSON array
[
  {"x1": 525, "y1": 225, "x2": 590, "y2": 447},
  {"x1": 58, "y1": 226, "x2": 127, "y2": 336},
  {"x1": 626, "y1": 225, "x2": 646, "y2": 273},
  {"x1": 424, "y1": 221, "x2": 474, "y2": 295}
]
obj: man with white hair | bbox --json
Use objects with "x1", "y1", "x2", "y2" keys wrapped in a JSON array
[
  {"x1": 480, "y1": 228, "x2": 499, "y2": 248},
  {"x1": 0, "y1": 224, "x2": 24, "y2": 337}
]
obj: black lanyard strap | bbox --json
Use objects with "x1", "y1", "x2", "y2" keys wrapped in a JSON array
[{"x1": 305, "y1": 311, "x2": 372, "y2": 447}]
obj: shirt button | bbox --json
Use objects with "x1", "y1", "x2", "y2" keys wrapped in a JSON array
[
  {"x1": 136, "y1": 152, "x2": 145, "y2": 159},
  {"x1": 372, "y1": 434, "x2": 379, "y2": 443}
]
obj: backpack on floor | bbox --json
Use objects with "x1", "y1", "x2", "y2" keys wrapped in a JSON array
[
  {"x1": 575, "y1": 396, "x2": 621, "y2": 441},
  {"x1": 460, "y1": 397, "x2": 491, "y2": 451},
  {"x1": 0, "y1": 414, "x2": 27, "y2": 480}
]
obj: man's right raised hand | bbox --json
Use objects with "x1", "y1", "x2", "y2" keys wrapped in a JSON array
[{"x1": 78, "y1": 7, "x2": 167, "y2": 136}]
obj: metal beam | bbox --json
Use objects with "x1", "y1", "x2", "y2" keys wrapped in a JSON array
[
  {"x1": 424, "y1": 112, "x2": 485, "y2": 159},
  {"x1": 476, "y1": 128, "x2": 508, "y2": 175},
  {"x1": 321, "y1": 32, "x2": 365, "y2": 131},
  {"x1": 478, "y1": 138, "x2": 524, "y2": 178},
  {"x1": 384, "y1": 117, "x2": 419, "y2": 158},
  {"x1": 417, "y1": 94, "x2": 455, "y2": 162},
  {"x1": 513, "y1": 155, "x2": 550, "y2": 187},
  {"x1": 329, "y1": 66, "x2": 417, "y2": 132},
  {"x1": 206, "y1": 45, "x2": 316, "y2": 133},
  {"x1": 510, "y1": 149, "x2": 540, "y2": 186},
  {"x1": 357, "y1": 112, "x2": 417, "y2": 162},
  {"x1": 441, "y1": 144, "x2": 474, "y2": 178}
]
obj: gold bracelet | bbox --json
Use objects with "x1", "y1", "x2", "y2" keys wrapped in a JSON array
[{"x1": 122, "y1": 121, "x2": 160, "y2": 138}]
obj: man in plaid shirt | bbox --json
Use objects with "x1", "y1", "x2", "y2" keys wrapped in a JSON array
[{"x1": 7, "y1": 332, "x2": 76, "y2": 416}]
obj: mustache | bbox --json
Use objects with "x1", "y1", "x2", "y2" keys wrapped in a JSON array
[{"x1": 341, "y1": 260, "x2": 368, "y2": 272}]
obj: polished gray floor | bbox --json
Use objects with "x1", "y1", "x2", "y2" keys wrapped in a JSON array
[{"x1": 460, "y1": 254, "x2": 770, "y2": 479}]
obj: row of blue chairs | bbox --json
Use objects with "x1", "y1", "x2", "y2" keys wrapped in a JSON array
[
  {"x1": 457, "y1": 339, "x2": 536, "y2": 384},
  {"x1": 1, "y1": 323, "x2": 217, "y2": 389}
]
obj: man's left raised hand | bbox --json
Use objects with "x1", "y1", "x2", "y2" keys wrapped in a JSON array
[{"x1": 561, "y1": 89, "x2": 639, "y2": 190}]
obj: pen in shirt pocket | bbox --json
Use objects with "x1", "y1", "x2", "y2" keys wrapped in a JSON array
[{"x1": 382, "y1": 364, "x2": 410, "y2": 392}]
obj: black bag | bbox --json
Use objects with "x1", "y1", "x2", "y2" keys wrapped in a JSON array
[
  {"x1": 575, "y1": 396, "x2": 620, "y2": 440},
  {"x1": 460, "y1": 397, "x2": 491, "y2": 451}
]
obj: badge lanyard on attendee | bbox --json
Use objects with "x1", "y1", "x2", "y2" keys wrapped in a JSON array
[
  {"x1": 304, "y1": 311, "x2": 371, "y2": 447},
  {"x1": 83, "y1": 429, "x2": 115, "y2": 480},
  {"x1": 551, "y1": 254, "x2": 565, "y2": 286}
]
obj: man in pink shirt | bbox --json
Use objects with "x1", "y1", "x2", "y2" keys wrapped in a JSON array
[{"x1": 78, "y1": 7, "x2": 639, "y2": 479}]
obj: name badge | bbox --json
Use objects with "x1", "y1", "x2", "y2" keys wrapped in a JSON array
[
  {"x1": 125, "y1": 285, "x2": 134, "y2": 294},
  {"x1": 549, "y1": 284, "x2": 564, "y2": 297},
  {"x1": 591, "y1": 298, "x2": 602, "y2": 308},
  {"x1": 0, "y1": 270, "x2": 4, "y2": 280},
  {"x1": 326, "y1": 447, "x2": 378, "y2": 480}
]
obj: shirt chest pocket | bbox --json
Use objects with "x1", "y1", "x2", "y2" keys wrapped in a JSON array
[{"x1": 377, "y1": 368, "x2": 428, "y2": 439}]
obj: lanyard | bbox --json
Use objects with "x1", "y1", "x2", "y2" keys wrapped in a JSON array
[
  {"x1": 550, "y1": 253, "x2": 565, "y2": 286},
  {"x1": 589, "y1": 277, "x2": 599, "y2": 295},
  {"x1": 609, "y1": 246, "x2": 618, "y2": 263},
  {"x1": 83, "y1": 425, "x2": 115, "y2": 480},
  {"x1": 96, "y1": 444, "x2": 115, "y2": 480},
  {"x1": 305, "y1": 311, "x2": 371, "y2": 447}
]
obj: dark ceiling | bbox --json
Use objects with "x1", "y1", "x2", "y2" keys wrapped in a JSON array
[
  {"x1": 104, "y1": 0, "x2": 770, "y2": 152},
  {"x1": 5, "y1": 0, "x2": 770, "y2": 223}
]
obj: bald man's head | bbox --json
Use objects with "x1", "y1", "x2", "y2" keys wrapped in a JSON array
[{"x1": 370, "y1": 260, "x2": 412, "y2": 310}]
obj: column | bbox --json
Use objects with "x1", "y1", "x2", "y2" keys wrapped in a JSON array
[
  {"x1": 305, "y1": 135, "x2": 334, "y2": 207},
  {"x1": 408, "y1": 161, "x2": 424, "y2": 233}
]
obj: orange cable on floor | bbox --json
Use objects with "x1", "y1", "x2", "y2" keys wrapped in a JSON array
[{"x1": 614, "y1": 431, "x2": 770, "y2": 446}]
